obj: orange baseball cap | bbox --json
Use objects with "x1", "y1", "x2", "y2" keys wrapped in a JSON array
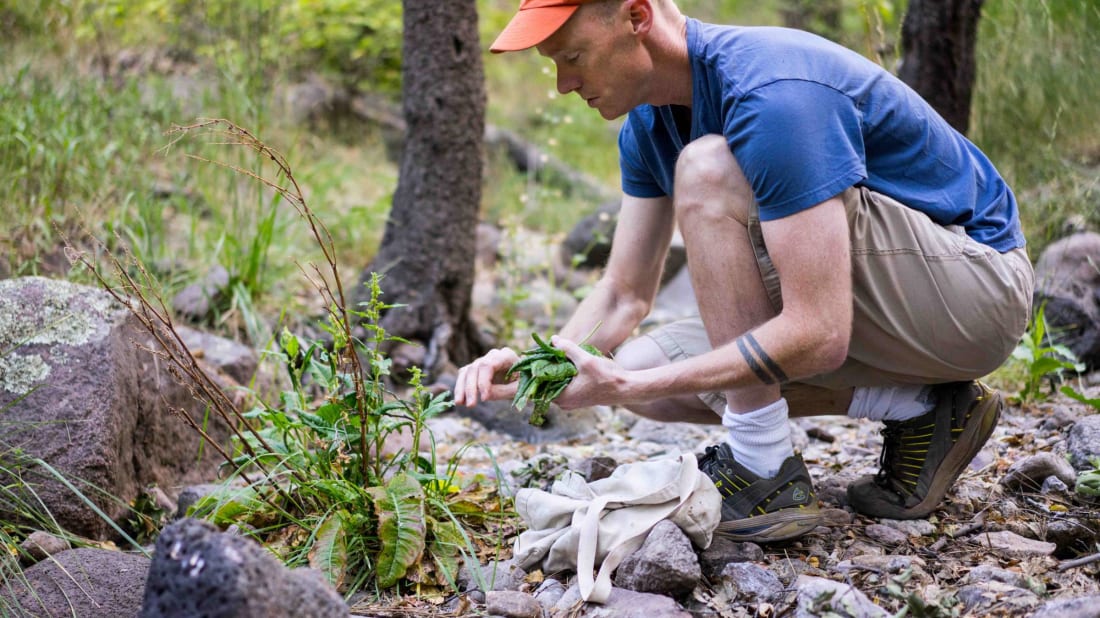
[{"x1": 490, "y1": 0, "x2": 595, "y2": 53}]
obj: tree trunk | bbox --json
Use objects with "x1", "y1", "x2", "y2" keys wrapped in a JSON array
[
  {"x1": 899, "y1": 0, "x2": 984, "y2": 134},
  {"x1": 358, "y1": 0, "x2": 487, "y2": 374}
]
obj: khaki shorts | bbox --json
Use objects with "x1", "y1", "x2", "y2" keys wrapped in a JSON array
[{"x1": 647, "y1": 187, "x2": 1035, "y2": 412}]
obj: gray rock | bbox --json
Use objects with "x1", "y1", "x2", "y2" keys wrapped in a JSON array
[
  {"x1": 552, "y1": 584, "x2": 691, "y2": 617},
  {"x1": 459, "y1": 558, "x2": 527, "y2": 593},
  {"x1": 794, "y1": 575, "x2": 889, "y2": 618},
  {"x1": 972, "y1": 530, "x2": 1057, "y2": 558},
  {"x1": 454, "y1": 398, "x2": 601, "y2": 445},
  {"x1": 0, "y1": 548, "x2": 149, "y2": 617},
  {"x1": 834, "y1": 554, "x2": 924, "y2": 576},
  {"x1": 717, "y1": 562, "x2": 784, "y2": 603},
  {"x1": 1000, "y1": 452, "x2": 1077, "y2": 491},
  {"x1": 140, "y1": 518, "x2": 347, "y2": 617},
  {"x1": 177, "y1": 325, "x2": 258, "y2": 385},
  {"x1": 1067, "y1": 415, "x2": 1100, "y2": 471},
  {"x1": 576, "y1": 456, "x2": 617, "y2": 482},
  {"x1": 964, "y1": 565, "x2": 1045, "y2": 594},
  {"x1": 1033, "y1": 231, "x2": 1100, "y2": 369},
  {"x1": 613, "y1": 520, "x2": 702, "y2": 598},
  {"x1": 1031, "y1": 594, "x2": 1100, "y2": 618},
  {"x1": 626, "y1": 418, "x2": 711, "y2": 448},
  {"x1": 19, "y1": 530, "x2": 71, "y2": 563},
  {"x1": 957, "y1": 581, "x2": 1040, "y2": 614},
  {"x1": 0, "y1": 277, "x2": 233, "y2": 538},
  {"x1": 864, "y1": 523, "x2": 908, "y2": 546},
  {"x1": 533, "y1": 577, "x2": 567, "y2": 613},
  {"x1": 1041, "y1": 475, "x2": 1072, "y2": 495},
  {"x1": 562, "y1": 201, "x2": 688, "y2": 286},
  {"x1": 1044, "y1": 517, "x2": 1100, "y2": 552},
  {"x1": 1038, "y1": 403, "x2": 1080, "y2": 431},
  {"x1": 879, "y1": 518, "x2": 936, "y2": 537},
  {"x1": 485, "y1": 590, "x2": 541, "y2": 618},
  {"x1": 172, "y1": 264, "x2": 230, "y2": 322},
  {"x1": 697, "y1": 535, "x2": 765, "y2": 580},
  {"x1": 814, "y1": 474, "x2": 855, "y2": 508}
]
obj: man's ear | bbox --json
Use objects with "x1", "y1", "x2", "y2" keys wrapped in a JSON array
[{"x1": 624, "y1": 0, "x2": 654, "y2": 36}]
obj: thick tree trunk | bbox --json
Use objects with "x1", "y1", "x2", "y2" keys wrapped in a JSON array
[
  {"x1": 899, "y1": 0, "x2": 984, "y2": 134},
  {"x1": 358, "y1": 0, "x2": 487, "y2": 373}
]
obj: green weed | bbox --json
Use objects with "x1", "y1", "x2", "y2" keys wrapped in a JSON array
[
  {"x1": 1061, "y1": 384, "x2": 1100, "y2": 412},
  {"x1": 1010, "y1": 303, "x2": 1085, "y2": 402},
  {"x1": 74, "y1": 119, "x2": 513, "y2": 597},
  {"x1": 1074, "y1": 458, "x2": 1100, "y2": 499},
  {"x1": 882, "y1": 567, "x2": 961, "y2": 617}
]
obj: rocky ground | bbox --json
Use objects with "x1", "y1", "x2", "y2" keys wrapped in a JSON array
[
  {"x1": 376, "y1": 227, "x2": 1100, "y2": 617},
  {"x1": 417, "y1": 377, "x2": 1100, "y2": 617}
]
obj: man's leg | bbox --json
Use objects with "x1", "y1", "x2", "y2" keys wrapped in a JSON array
[
  {"x1": 656, "y1": 135, "x2": 820, "y2": 542},
  {"x1": 671, "y1": 135, "x2": 780, "y2": 413},
  {"x1": 833, "y1": 188, "x2": 1033, "y2": 519}
]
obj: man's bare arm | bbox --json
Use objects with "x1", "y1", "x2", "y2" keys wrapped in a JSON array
[
  {"x1": 552, "y1": 195, "x2": 852, "y2": 408},
  {"x1": 558, "y1": 194, "x2": 675, "y2": 353}
]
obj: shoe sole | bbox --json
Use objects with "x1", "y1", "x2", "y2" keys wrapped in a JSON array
[
  {"x1": 894, "y1": 382, "x2": 1002, "y2": 519},
  {"x1": 715, "y1": 504, "x2": 823, "y2": 543}
]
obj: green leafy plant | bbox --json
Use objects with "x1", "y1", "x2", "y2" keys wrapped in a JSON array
[
  {"x1": 1010, "y1": 303, "x2": 1085, "y2": 402},
  {"x1": 1061, "y1": 384, "x2": 1100, "y2": 412},
  {"x1": 73, "y1": 119, "x2": 512, "y2": 597},
  {"x1": 1075, "y1": 457, "x2": 1100, "y2": 499},
  {"x1": 882, "y1": 567, "x2": 961, "y2": 618},
  {"x1": 507, "y1": 332, "x2": 603, "y2": 427}
]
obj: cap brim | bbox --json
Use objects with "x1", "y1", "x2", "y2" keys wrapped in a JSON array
[{"x1": 490, "y1": 5, "x2": 580, "y2": 53}]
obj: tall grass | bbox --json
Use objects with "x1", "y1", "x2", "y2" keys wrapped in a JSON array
[{"x1": 971, "y1": 0, "x2": 1100, "y2": 254}]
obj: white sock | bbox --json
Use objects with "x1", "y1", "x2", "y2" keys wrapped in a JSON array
[
  {"x1": 848, "y1": 384, "x2": 935, "y2": 422},
  {"x1": 722, "y1": 398, "x2": 793, "y2": 478}
]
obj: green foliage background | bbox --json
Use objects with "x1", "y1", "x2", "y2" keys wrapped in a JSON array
[{"x1": 0, "y1": 0, "x2": 1097, "y2": 340}]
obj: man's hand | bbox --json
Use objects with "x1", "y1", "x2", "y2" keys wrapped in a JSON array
[
  {"x1": 454, "y1": 347, "x2": 522, "y2": 407},
  {"x1": 547, "y1": 335, "x2": 629, "y2": 409}
]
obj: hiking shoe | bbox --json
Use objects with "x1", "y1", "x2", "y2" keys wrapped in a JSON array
[
  {"x1": 697, "y1": 443, "x2": 822, "y2": 543},
  {"x1": 847, "y1": 380, "x2": 1002, "y2": 520}
]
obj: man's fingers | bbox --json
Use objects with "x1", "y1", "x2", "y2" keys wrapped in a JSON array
[
  {"x1": 453, "y1": 347, "x2": 520, "y2": 407},
  {"x1": 550, "y1": 335, "x2": 582, "y2": 361}
]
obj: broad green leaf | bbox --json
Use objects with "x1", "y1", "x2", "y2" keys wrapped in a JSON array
[
  {"x1": 428, "y1": 517, "x2": 463, "y2": 588},
  {"x1": 366, "y1": 472, "x2": 426, "y2": 588},
  {"x1": 1062, "y1": 385, "x2": 1100, "y2": 411},
  {"x1": 309, "y1": 510, "x2": 350, "y2": 591},
  {"x1": 191, "y1": 486, "x2": 274, "y2": 525}
]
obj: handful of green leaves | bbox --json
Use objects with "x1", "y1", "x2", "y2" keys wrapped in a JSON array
[{"x1": 507, "y1": 333, "x2": 604, "y2": 427}]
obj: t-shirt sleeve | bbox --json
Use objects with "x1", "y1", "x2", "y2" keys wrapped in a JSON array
[
  {"x1": 726, "y1": 80, "x2": 867, "y2": 220},
  {"x1": 618, "y1": 117, "x2": 667, "y2": 198}
]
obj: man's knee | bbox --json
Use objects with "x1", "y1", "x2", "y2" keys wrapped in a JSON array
[
  {"x1": 615, "y1": 335, "x2": 670, "y2": 371},
  {"x1": 673, "y1": 134, "x2": 753, "y2": 223}
]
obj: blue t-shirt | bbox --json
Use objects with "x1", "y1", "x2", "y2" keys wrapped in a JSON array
[{"x1": 619, "y1": 19, "x2": 1025, "y2": 252}]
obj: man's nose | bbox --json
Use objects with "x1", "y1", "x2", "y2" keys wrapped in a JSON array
[{"x1": 556, "y1": 71, "x2": 579, "y2": 95}]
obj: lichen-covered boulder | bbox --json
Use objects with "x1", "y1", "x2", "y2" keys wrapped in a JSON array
[
  {"x1": 0, "y1": 276, "x2": 236, "y2": 539},
  {"x1": 140, "y1": 518, "x2": 348, "y2": 618}
]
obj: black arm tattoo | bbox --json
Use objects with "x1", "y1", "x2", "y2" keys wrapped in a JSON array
[
  {"x1": 745, "y1": 332, "x2": 790, "y2": 383},
  {"x1": 736, "y1": 336, "x2": 775, "y2": 385},
  {"x1": 736, "y1": 332, "x2": 789, "y2": 385}
]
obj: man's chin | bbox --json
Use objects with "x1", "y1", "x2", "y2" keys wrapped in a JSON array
[{"x1": 596, "y1": 106, "x2": 628, "y2": 121}]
